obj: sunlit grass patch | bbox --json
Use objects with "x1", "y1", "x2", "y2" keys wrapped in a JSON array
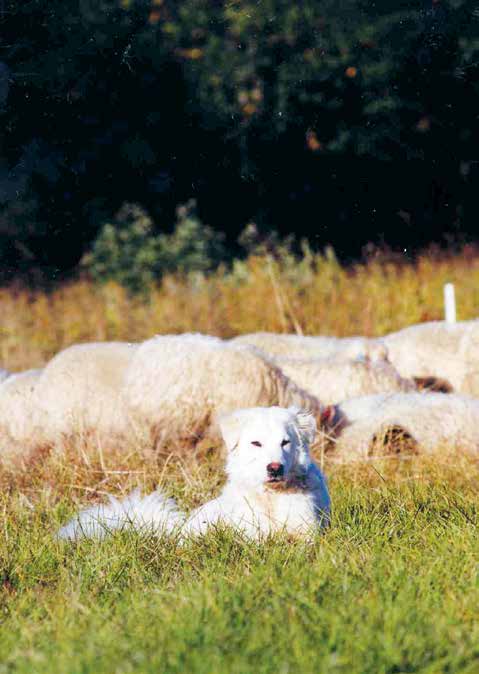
[{"x1": 1, "y1": 456, "x2": 478, "y2": 673}]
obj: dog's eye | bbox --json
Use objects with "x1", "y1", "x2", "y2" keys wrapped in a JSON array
[
  {"x1": 281, "y1": 439, "x2": 290, "y2": 447},
  {"x1": 251, "y1": 441, "x2": 262, "y2": 447}
]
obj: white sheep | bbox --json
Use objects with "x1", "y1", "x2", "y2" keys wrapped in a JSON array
[
  {"x1": 123, "y1": 334, "x2": 325, "y2": 440},
  {"x1": 0, "y1": 343, "x2": 137, "y2": 457},
  {"x1": 275, "y1": 355, "x2": 415, "y2": 405},
  {"x1": 30, "y1": 341, "x2": 138, "y2": 441},
  {"x1": 230, "y1": 332, "x2": 388, "y2": 362},
  {"x1": 0, "y1": 368, "x2": 43, "y2": 459},
  {"x1": 383, "y1": 320, "x2": 479, "y2": 395},
  {"x1": 326, "y1": 391, "x2": 479, "y2": 460},
  {"x1": 7, "y1": 334, "x2": 327, "y2": 452}
]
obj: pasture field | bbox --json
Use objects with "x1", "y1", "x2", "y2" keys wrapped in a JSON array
[{"x1": 1, "y1": 248, "x2": 479, "y2": 673}]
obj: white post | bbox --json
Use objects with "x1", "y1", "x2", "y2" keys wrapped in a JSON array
[{"x1": 444, "y1": 283, "x2": 456, "y2": 324}]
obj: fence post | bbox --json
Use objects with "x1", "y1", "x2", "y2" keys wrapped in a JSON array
[{"x1": 444, "y1": 283, "x2": 456, "y2": 324}]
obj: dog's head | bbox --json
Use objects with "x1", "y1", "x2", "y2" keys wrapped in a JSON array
[{"x1": 218, "y1": 406, "x2": 316, "y2": 488}]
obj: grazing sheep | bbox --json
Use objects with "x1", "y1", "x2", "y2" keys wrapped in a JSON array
[
  {"x1": 230, "y1": 332, "x2": 388, "y2": 362},
  {"x1": 383, "y1": 320, "x2": 479, "y2": 396},
  {"x1": 7, "y1": 335, "x2": 327, "y2": 452},
  {"x1": 58, "y1": 406, "x2": 331, "y2": 541},
  {"x1": 123, "y1": 334, "x2": 326, "y2": 439},
  {"x1": 275, "y1": 355, "x2": 415, "y2": 405},
  {"x1": 31, "y1": 341, "x2": 138, "y2": 440},
  {"x1": 326, "y1": 392, "x2": 479, "y2": 460},
  {"x1": 0, "y1": 343, "x2": 137, "y2": 458},
  {"x1": 0, "y1": 368, "x2": 42, "y2": 449}
]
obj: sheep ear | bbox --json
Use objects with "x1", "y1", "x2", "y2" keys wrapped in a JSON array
[
  {"x1": 217, "y1": 411, "x2": 243, "y2": 451},
  {"x1": 290, "y1": 408, "x2": 317, "y2": 444}
]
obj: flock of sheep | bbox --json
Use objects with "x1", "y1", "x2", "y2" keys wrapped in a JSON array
[{"x1": 2, "y1": 318, "x2": 479, "y2": 465}]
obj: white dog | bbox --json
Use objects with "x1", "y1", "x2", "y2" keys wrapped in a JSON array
[{"x1": 58, "y1": 406, "x2": 331, "y2": 541}]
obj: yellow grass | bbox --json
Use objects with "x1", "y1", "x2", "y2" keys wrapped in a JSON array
[{"x1": 2, "y1": 246, "x2": 479, "y2": 372}]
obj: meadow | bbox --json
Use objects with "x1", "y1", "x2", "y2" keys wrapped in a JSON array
[{"x1": 1, "y1": 247, "x2": 479, "y2": 674}]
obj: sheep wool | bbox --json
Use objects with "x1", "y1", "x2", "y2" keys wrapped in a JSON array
[
  {"x1": 31, "y1": 341, "x2": 138, "y2": 441},
  {"x1": 383, "y1": 320, "x2": 479, "y2": 396},
  {"x1": 230, "y1": 332, "x2": 388, "y2": 362},
  {"x1": 123, "y1": 334, "x2": 325, "y2": 439},
  {"x1": 1, "y1": 334, "x2": 326, "y2": 453},
  {"x1": 275, "y1": 355, "x2": 415, "y2": 405},
  {"x1": 328, "y1": 391, "x2": 479, "y2": 460},
  {"x1": 0, "y1": 368, "x2": 43, "y2": 457}
]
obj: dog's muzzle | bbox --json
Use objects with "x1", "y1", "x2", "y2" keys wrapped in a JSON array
[{"x1": 266, "y1": 462, "x2": 284, "y2": 482}]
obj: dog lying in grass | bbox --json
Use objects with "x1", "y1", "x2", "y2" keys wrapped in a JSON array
[{"x1": 58, "y1": 406, "x2": 331, "y2": 541}]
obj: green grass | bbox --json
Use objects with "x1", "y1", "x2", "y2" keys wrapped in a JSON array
[{"x1": 1, "y1": 460, "x2": 479, "y2": 674}]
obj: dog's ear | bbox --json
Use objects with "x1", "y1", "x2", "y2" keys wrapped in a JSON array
[
  {"x1": 217, "y1": 411, "x2": 244, "y2": 451},
  {"x1": 290, "y1": 407, "x2": 317, "y2": 444}
]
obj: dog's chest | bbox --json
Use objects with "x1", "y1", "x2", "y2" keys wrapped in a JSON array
[{"x1": 249, "y1": 489, "x2": 317, "y2": 535}]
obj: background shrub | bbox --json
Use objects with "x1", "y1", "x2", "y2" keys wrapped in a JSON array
[{"x1": 83, "y1": 200, "x2": 226, "y2": 293}]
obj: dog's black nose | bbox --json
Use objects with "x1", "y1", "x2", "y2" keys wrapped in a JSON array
[{"x1": 267, "y1": 462, "x2": 284, "y2": 479}]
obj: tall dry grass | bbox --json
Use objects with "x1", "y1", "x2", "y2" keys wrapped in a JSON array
[{"x1": 2, "y1": 246, "x2": 479, "y2": 372}]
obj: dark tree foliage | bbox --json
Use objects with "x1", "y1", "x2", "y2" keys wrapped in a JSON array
[{"x1": 1, "y1": 0, "x2": 479, "y2": 281}]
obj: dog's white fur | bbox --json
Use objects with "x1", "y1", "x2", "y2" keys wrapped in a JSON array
[{"x1": 58, "y1": 406, "x2": 331, "y2": 541}]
